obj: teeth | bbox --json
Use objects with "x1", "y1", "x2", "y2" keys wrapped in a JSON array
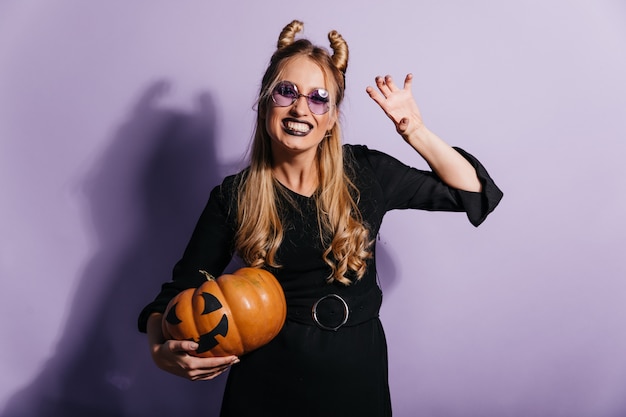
[{"x1": 286, "y1": 121, "x2": 310, "y2": 133}]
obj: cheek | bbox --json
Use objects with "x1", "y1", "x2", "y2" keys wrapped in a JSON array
[{"x1": 265, "y1": 110, "x2": 280, "y2": 136}]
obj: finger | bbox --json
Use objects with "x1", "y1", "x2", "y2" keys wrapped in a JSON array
[
  {"x1": 188, "y1": 355, "x2": 240, "y2": 370},
  {"x1": 365, "y1": 85, "x2": 386, "y2": 107},
  {"x1": 383, "y1": 75, "x2": 401, "y2": 92},
  {"x1": 189, "y1": 361, "x2": 235, "y2": 381},
  {"x1": 403, "y1": 73, "x2": 414, "y2": 91},
  {"x1": 192, "y1": 368, "x2": 227, "y2": 381},
  {"x1": 375, "y1": 76, "x2": 392, "y2": 97},
  {"x1": 206, "y1": 355, "x2": 239, "y2": 366},
  {"x1": 191, "y1": 369, "x2": 226, "y2": 381},
  {"x1": 169, "y1": 340, "x2": 199, "y2": 354}
]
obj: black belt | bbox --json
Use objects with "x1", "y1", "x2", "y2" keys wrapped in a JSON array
[{"x1": 287, "y1": 286, "x2": 382, "y2": 331}]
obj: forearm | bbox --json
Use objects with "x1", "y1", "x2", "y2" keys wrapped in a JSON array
[
  {"x1": 147, "y1": 313, "x2": 166, "y2": 352},
  {"x1": 405, "y1": 125, "x2": 482, "y2": 192},
  {"x1": 365, "y1": 73, "x2": 483, "y2": 192}
]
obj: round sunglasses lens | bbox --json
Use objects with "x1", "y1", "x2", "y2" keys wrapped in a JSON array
[
  {"x1": 308, "y1": 90, "x2": 330, "y2": 114},
  {"x1": 272, "y1": 83, "x2": 297, "y2": 107}
]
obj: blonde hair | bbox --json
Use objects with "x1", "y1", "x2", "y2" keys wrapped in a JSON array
[{"x1": 235, "y1": 20, "x2": 372, "y2": 285}]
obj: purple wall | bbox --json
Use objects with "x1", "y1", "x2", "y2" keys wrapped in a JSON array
[{"x1": 1, "y1": 1, "x2": 625, "y2": 416}]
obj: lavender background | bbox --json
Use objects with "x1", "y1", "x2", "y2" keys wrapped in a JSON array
[{"x1": 1, "y1": 1, "x2": 625, "y2": 416}]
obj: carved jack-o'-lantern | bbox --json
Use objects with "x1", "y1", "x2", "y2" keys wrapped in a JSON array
[{"x1": 162, "y1": 267, "x2": 286, "y2": 357}]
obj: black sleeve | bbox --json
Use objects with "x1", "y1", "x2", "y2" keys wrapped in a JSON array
[
  {"x1": 137, "y1": 177, "x2": 238, "y2": 332},
  {"x1": 353, "y1": 144, "x2": 503, "y2": 227},
  {"x1": 452, "y1": 147, "x2": 504, "y2": 227}
]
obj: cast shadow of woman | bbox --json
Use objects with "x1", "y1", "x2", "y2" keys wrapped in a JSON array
[{"x1": 2, "y1": 81, "x2": 241, "y2": 417}]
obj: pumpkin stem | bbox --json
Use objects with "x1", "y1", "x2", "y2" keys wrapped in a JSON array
[{"x1": 199, "y1": 270, "x2": 216, "y2": 281}]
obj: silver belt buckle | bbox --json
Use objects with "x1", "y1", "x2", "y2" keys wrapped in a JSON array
[{"x1": 311, "y1": 294, "x2": 350, "y2": 331}]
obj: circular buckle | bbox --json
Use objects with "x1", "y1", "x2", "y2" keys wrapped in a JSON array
[{"x1": 311, "y1": 294, "x2": 349, "y2": 331}]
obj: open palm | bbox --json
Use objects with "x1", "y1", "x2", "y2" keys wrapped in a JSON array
[{"x1": 366, "y1": 73, "x2": 424, "y2": 140}]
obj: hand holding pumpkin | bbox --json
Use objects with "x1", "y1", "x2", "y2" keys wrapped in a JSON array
[{"x1": 147, "y1": 313, "x2": 239, "y2": 381}]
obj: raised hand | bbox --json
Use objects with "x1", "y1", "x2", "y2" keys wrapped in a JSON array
[
  {"x1": 366, "y1": 73, "x2": 482, "y2": 192},
  {"x1": 365, "y1": 73, "x2": 424, "y2": 141}
]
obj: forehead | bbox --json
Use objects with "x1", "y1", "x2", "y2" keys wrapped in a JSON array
[{"x1": 279, "y1": 56, "x2": 328, "y2": 90}]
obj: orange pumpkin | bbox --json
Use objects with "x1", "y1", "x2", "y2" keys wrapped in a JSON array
[{"x1": 162, "y1": 267, "x2": 286, "y2": 357}]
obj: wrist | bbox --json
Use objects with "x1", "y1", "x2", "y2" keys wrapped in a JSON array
[{"x1": 403, "y1": 123, "x2": 431, "y2": 147}]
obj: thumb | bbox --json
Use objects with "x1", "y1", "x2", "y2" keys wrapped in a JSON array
[
  {"x1": 171, "y1": 340, "x2": 199, "y2": 353},
  {"x1": 397, "y1": 117, "x2": 409, "y2": 134}
]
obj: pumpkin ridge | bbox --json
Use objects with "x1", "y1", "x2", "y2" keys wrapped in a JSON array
[{"x1": 217, "y1": 273, "x2": 256, "y2": 351}]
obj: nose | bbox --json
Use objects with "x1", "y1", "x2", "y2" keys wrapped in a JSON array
[{"x1": 290, "y1": 95, "x2": 310, "y2": 115}]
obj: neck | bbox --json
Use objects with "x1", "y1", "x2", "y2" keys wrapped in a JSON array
[{"x1": 272, "y1": 156, "x2": 318, "y2": 197}]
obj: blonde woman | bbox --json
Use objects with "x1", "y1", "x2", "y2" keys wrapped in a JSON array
[{"x1": 139, "y1": 20, "x2": 502, "y2": 416}]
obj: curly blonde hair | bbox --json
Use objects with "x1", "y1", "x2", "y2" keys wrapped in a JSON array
[{"x1": 235, "y1": 20, "x2": 372, "y2": 285}]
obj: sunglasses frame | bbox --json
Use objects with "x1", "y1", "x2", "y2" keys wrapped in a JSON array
[{"x1": 270, "y1": 81, "x2": 332, "y2": 115}]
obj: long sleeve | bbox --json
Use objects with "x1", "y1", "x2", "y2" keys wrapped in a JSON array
[{"x1": 349, "y1": 144, "x2": 502, "y2": 227}]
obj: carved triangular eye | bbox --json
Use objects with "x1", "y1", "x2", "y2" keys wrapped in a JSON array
[
  {"x1": 164, "y1": 302, "x2": 183, "y2": 325},
  {"x1": 200, "y1": 292, "x2": 223, "y2": 314}
]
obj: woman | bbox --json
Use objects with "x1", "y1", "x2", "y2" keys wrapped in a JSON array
[{"x1": 138, "y1": 20, "x2": 502, "y2": 416}]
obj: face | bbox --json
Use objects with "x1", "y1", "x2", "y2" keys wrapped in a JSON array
[{"x1": 265, "y1": 56, "x2": 337, "y2": 160}]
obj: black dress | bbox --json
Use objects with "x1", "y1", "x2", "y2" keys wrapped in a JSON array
[{"x1": 138, "y1": 144, "x2": 503, "y2": 417}]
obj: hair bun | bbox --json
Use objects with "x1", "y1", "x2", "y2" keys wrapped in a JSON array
[
  {"x1": 328, "y1": 30, "x2": 348, "y2": 74},
  {"x1": 276, "y1": 20, "x2": 349, "y2": 77},
  {"x1": 277, "y1": 20, "x2": 304, "y2": 49}
]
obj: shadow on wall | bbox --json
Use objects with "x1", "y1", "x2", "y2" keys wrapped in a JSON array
[{"x1": 2, "y1": 82, "x2": 239, "y2": 417}]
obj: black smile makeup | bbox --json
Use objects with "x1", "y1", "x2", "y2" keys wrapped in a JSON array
[{"x1": 282, "y1": 118, "x2": 313, "y2": 136}]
